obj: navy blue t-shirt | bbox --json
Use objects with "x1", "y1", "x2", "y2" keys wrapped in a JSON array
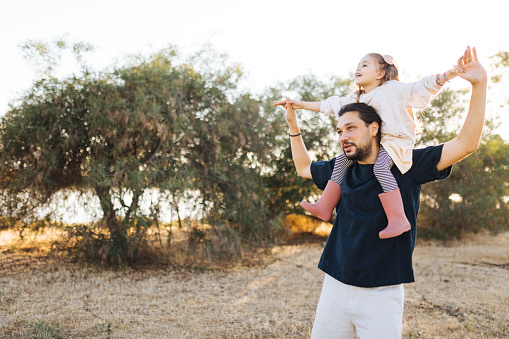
[{"x1": 311, "y1": 145, "x2": 452, "y2": 288}]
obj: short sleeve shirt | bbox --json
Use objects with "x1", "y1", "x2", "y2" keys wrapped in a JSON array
[{"x1": 310, "y1": 145, "x2": 452, "y2": 287}]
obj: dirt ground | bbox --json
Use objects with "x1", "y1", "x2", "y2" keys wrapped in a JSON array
[{"x1": 0, "y1": 230, "x2": 508, "y2": 338}]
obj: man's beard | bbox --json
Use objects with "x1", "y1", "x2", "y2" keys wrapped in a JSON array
[{"x1": 343, "y1": 136, "x2": 373, "y2": 161}]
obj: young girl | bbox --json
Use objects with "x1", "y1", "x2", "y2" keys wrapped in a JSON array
[{"x1": 275, "y1": 53, "x2": 459, "y2": 239}]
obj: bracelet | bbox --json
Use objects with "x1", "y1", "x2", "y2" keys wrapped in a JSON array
[
  {"x1": 443, "y1": 72, "x2": 449, "y2": 83},
  {"x1": 289, "y1": 132, "x2": 302, "y2": 137},
  {"x1": 436, "y1": 74, "x2": 444, "y2": 86}
]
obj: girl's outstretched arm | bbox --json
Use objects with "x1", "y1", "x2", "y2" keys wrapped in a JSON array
[{"x1": 273, "y1": 99, "x2": 321, "y2": 112}]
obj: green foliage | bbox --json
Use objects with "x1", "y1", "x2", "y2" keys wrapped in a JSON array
[
  {"x1": 0, "y1": 44, "x2": 284, "y2": 264},
  {"x1": 418, "y1": 133, "x2": 509, "y2": 239},
  {"x1": 19, "y1": 35, "x2": 94, "y2": 77},
  {"x1": 416, "y1": 88, "x2": 468, "y2": 146},
  {"x1": 7, "y1": 320, "x2": 64, "y2": 339},
  {"x1": 490, "y1": 51, "x2": 509, "y2": 83},
  {"x1": 416, "y1": 89, "x2": 509, "y2": 239},
  {"x1": 92, "y1": 322, "x2": 111, "y2": 335}
]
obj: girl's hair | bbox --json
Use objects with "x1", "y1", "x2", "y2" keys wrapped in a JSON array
[
  {"x1": 338, "y1": 103, "x2": 382, "y2": 144},
  {"x1": 356, "y1": 53, "x2": 400, "y2": 100},
  {"x1": 368, "y1": 53, "x2": 400, "y2": 83}
]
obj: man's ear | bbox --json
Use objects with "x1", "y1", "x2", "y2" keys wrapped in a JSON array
[{"x1": 370, "y1": 122, "x2": 379, "y2": 137}]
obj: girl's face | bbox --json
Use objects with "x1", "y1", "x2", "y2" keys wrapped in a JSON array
[{"x1": 355, "y1": 55, "x2": 384, "y2": 90}]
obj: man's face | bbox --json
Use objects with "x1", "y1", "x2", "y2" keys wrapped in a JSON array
[{"x1": 336, "y1": 111, "x2": 376, "y2": 162}]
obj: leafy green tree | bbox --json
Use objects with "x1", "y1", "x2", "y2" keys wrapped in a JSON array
[{"x1": 0, "y1": 43, "x2": 283, "y2": 262}]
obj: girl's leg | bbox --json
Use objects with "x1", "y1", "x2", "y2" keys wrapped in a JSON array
[
  {"x1": 373, "y1": 148, "x2": 399, "y2": 193},
  {"x1": 300, "y1": 153, "x2": 353, "y2": 221},
  {"x1": 330, "y1": 153, "x2": 353, "y2": 185},
  {"x1": 374, "y1": 148, "x2": 411, "y2": 239}
]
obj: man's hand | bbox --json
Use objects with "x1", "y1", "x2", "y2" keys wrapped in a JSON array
[
  {"x1": 456, "y1": 46, "x2": 487, "y2": 85},
  {"x1": 284, "y1": 98, "x2": 298, "y2": 125}
]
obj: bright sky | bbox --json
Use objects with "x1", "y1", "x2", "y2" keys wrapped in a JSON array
[{"x1": 1, "y1": 0, "x2": 508, "y2": 136}]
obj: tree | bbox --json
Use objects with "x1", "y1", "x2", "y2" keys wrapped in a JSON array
[{"x1": 0, "y1": 43, "x2": 284, "y2": 263}]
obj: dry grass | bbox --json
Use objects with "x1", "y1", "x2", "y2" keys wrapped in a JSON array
[
  {"x1": 405, "y1": 233, "x2": 509, "y2": 338},
  {"x1": 0, "y1": 227, "x2": 508, "y2": 338}
]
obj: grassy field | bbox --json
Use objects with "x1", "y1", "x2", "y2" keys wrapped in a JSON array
[{"x1": 0, "y1": 228, "x2": 508, "y2": 338}]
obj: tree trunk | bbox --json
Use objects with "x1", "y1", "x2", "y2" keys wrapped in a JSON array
[
  {"x1": 125, "y1": 189, "x2": 140, "y2": 222},
  {"x1": 95, "y1": 185, "x2": 126, "y2": 253}
]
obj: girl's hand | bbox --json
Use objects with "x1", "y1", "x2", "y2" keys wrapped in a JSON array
[
  {"x1": 273, "y1": 99, "x2": 285, "y2": 107},
  {"x1": 273, "y1": 98, "x2": 304, "y2": 109},
  {"x1": 444, "y1": 67, "x2": 461, "y2": 81}
]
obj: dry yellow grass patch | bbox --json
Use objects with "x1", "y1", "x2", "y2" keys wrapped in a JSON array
[
  {"x1": 405, "y1": 233, "x2": 509, "y2": 338},
  {"x1": 284, "y1": 214, "x2": 333, "y2": 237},
  {"x1": 0, "y1": 228, "x2": 508, "y2": 338}
]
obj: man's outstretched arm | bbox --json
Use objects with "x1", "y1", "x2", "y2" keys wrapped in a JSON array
[
  {"x1": 284, "y1": 98, "x2": 312, "y2": 179},
  {"x1": 437, "y1": 47, "x2": 488, "y2": 171}
]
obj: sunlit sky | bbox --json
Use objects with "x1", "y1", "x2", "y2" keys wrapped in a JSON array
[{"x1": 1, "y1": 0, "x2": 508, "y2": 138}]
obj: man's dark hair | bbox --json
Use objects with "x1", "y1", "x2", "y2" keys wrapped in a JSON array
[{"x1": 338, "y1": 103, "x2": 382, "y2": 144}]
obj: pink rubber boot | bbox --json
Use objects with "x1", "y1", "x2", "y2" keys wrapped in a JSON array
[
  {"x1": 378, "y1": 188, "x2": 411, "y2": 239},
  {"x1": 300, "y1": 180, "x2": 342, "y2": 221}
]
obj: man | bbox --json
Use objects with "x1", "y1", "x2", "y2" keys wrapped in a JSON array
[{"x1": 283, "y1": 46, "x2": 486, "y2": 338}]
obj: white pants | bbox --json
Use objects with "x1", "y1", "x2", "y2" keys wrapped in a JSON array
[{"x1": 311, "y1": 274, "x2": 404, "y2": 339}]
